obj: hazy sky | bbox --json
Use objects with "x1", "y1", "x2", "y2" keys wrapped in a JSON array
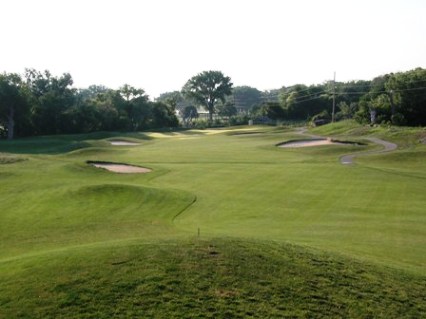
[{"x1": 1, "y1": 0, "x2": 425, "y2": 98}]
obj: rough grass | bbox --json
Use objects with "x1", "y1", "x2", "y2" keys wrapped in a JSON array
[
  {"x1": 0, "y1": 153, "x2": 26, "y2": 164},
  {"x1": 1, "y1": 238, "x2": 424, "y2": 318},
  {"x1": 311, "y1": 120, "x2": 426, "y2": 147}
]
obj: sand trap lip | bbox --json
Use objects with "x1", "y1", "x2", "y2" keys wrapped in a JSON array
[
  {"x1": 278, "y1": 138, "x2": 345, "y2": 148},
  {"x1": 87, "y1": 161, "x2": 151, "y2": 173},
  {"x1": 109, "y1": 140, "x2": 140, "y2": 146}
]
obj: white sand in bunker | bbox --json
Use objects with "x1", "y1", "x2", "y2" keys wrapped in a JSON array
[
  {"x1": 110, "y1": 141, "x2": 140, "y2": 146},
  {"x1": 91, "y1": 163, "x2": 151, "y2": 173},
  {"x1": 279, "y1": 139, "x2": 344, "y2": 148}
]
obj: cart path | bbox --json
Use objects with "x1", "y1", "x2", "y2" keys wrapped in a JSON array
[
  {"x1": 294, "y1": 128, "x2": 398, "y2": 165},
  {"x1": 340, "y1": 137, "x2": 398, "y2": 165}
]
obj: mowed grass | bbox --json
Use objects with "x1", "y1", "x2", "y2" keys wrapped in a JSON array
[
  {"x1": 1, "y1": 238, "x2": 425, "y2": 318},
  {"x1": 0, "y1": 123, "x2": 425, "y2": 317}
]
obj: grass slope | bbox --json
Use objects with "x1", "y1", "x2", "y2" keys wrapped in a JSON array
[{"x1": 1, "y1": 238, "x2": 425, "y2": 318}]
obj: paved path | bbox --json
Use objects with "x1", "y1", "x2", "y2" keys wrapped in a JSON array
[
  {"x1": 294, "y1": 128, "x2": 398, "y2": 165},
  {"x1": 340, "y1": 137, "x2": 397, "y2": 165}
]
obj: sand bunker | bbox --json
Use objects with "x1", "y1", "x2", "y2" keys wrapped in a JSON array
[
  {"x1": 279, "y1": 139, "x2": 344, "y2": 148},
  {"x1": 89, "y1": 161, "x2": 151, "y2": 173},
  {"x1": 110, "y1": 141, "x2": 140, "y2": 146}
]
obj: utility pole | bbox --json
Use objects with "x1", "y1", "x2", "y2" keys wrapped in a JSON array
[{"x1": 332, "y1": 71, "x2": 336, "y2": 123}]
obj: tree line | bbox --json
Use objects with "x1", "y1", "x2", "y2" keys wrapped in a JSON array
[
  {"x1": 1, "y1": 68, "x2": 425, "y2": 139},
  {"x1": 254, "y1": 68, "x2": 426, "y2": 126},
  {"x1": 0, "y1": 69, "x2": 178, "y2": 139},
  {"x1": 159, "y1": 68, "x2": 426, "y2": 128}
]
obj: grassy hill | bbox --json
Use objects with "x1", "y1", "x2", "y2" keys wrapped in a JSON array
[
  {"x1": 1, "y1": 238, "x2": 425, "y2": 318},
  {"x1": 0, "y1": 122, "x2": 425, "y2": 317}
]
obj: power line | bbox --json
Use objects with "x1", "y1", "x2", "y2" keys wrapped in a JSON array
[
  {"x1": 291, "y1": 95, "x2": 326, "y2": 104},
  {"x1": 333, "y1": 86, "x2": 426, "y2": 96},
  {"x1": 285, "y1": 86, "x2": 426, "y2": 105}
]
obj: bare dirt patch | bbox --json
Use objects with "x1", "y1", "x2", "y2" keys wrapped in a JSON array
[{"x1": 88, "y1": 161, "x2": 151, "y2": 173}]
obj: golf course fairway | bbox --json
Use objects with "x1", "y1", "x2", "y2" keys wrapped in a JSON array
[{"x1": 0, "y1": 121, "x2": 425, "y2": 318}]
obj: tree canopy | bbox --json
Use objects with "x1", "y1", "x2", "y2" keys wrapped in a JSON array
[
  {"x1": 182, "y1": 71, "x2": 233, "y2": 122},
  {"x1": 0, "y1": 73, "x2": 30, "y2": 139},
  {"x1": 232, "y1": 86, "x2": 263, "y2": 112},
  {"x1": 1, "y1": 67, "x2": 425, "y2": 139},
  {"x1": 0, "y1": 70, "x2": 180, "y2": 138}
]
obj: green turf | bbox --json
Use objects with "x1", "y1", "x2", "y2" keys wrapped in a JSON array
[
  {"x1": 1, "y1": 238, "x2": 425, "y2": 318},
  {"x1": 0, "y1": 123, "x2": 425, "y2": 317}
]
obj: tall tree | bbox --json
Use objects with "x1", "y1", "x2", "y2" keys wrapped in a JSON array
[
  {"x1": 150, "y1": 101, "x2": 179, "y2": 128},
  {"x1": 25, "y1": 69, "x2": 76, "y2": 135},
  {"x1": 0, "y1": 73, "x2": 29, "y2": 139},
  {"x1": 217, "y1": 101, "x2": 237, "y2": 117},
  {"x1": 232, "y1": 86, "x2": 262, "y2": 112},
  {"x1": 279, "y1": 84, "x2": 329, "y2": 120},
  {"x1": 260, "y1": 102, "x2": 286, "y2": 121},
  {"x1": 385, "y1": 68, "x2": 426, "y2": 126},
  {"x1": 181, "y1": 105, "x2": 198, "y2": 126},
  {"x1": 182, "y1": 71, "x2": 233, "y2": 122},
  {"x1": 156, "y1": 91, "x2": 183, "y2": 111},
  {"x1": 119, "y1": 84, "x2": 150, "y2": 131}
]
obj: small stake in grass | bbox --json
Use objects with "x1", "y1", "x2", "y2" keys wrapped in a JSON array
[{"x1": 198, "y1": 227, "x2": 200, "y2": 238}]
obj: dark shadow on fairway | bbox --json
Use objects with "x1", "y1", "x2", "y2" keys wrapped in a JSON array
[{"x1": 0, "y1": 131, "x2": 153, "y2": 155}]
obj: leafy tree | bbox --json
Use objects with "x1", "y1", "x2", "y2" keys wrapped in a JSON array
[
  {"x1": 335, "y1": 80, "x2": 371, "y2": 105},
  {"x1": 62, "y1": 102, "x2": 102, "y2": 133},
  {"x1": 150, "y1": 102, "x2": 179, "y2": 128},
  {"x1": 279, "y1": 84, "x2": 329, "y2": 120},
  {"x1": 182, "y1": 71, "x2": 233, "y2": 122},
  {"x1": 0, "y1": 73, "x2": 30, "y2": 139},
  {"x1": 336, "y1": 101, "x2": 358, "y2": 120},
  {"x1": 232, "y1": 86, "x2": 262, "y2": 112},
  {"x1": 73, "y1": 87, "x2": 124, "y2": 132},
  {"x1": 311, "y1": 110, "x2": 331, "y2": 126},
  {"x1": 118, "y1": 84, "x2": 150, "y2": 131},
  {"x1": 385, "y1": 68, "x2": 426, "y2": 126},
  {"x1": 181, "y1": 105, "x2": 198, "y2": 127},
  {"x1": 261, "y1": 89, "x2": 280, "y2": 103},
  {"x1": 371, "y1": 94, "x2": 392, "y2": 124},
  {"x1": 260, "y1": 102, "x2": 286, "y2": 121},
  {"x1": 119, "y1": 84, "x2": 146, "y2": 102},
  {"x1": 77, "y1": 85, "x2": 109, "y2": 102},
  {"x1": 354, "y1": 76, "x2": 387, "y2": 124},
  {"x1": 156, "y1": 91, "x2": 182, "y2": 111},
  {"x1": 25, "y1": 69, "x2": 76, "y2": 135},
  {"x1": 217, "y1": 101, "x2": 237, "y2": 117}
]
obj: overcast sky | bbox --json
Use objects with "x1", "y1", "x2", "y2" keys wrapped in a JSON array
[{"x1": 1, "y1": 0, "x2": 425, "y2": 98}]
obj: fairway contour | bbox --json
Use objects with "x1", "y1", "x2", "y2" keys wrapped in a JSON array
[{"x1": 87, "y1": 161, "x2": 151, "y2": 173}]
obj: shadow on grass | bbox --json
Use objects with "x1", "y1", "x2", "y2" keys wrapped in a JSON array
[{"x1": 0, "y1": 131, "x2": 154, "y2": 155}]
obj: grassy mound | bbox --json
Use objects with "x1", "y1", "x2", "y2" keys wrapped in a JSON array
[
  {"x1": 311, "y1": 120, "x2": 426, "y2": 147},
  {"x1": 0, "y1": 238, "x2": 424, "y2": 318},
  {"x1": 0, "y1": 183, "x2": 195, "y2": 259}
]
